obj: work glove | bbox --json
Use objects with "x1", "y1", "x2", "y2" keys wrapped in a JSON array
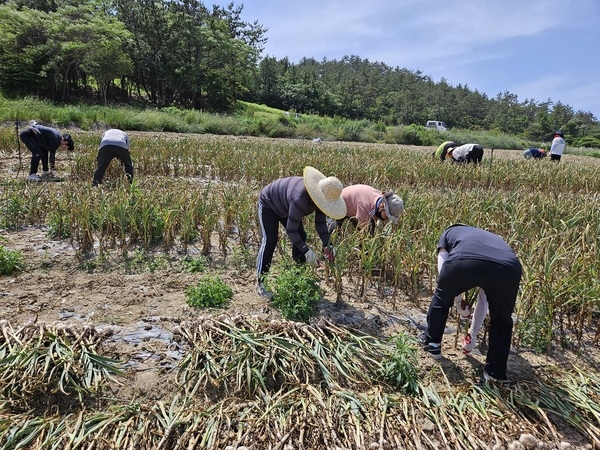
[
  {"x1": 304, "y1": 248, "x2": 317, "y2": 266},
  {"x1": 454, "y1": 296, "x2": 471, "y2": 319},
  {"x1": 323, "y1": 245, "x2": 335, "y2": 262}
]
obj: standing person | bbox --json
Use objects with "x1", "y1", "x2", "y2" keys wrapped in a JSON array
[
  {"x1": 434, "y1": 141, "x2": 458, "y2": 161},
  {"x1": 549, "y1": 131, "x2": 566, "y2": 162},
  {"x1": 92, "y1": 129, "x2": 133, "y2": 186},
  {"x1": 523, "y1": 148, "x2": 547, "y2": 159},
  {"x1": 333, "y1": 184, "x2": 404, "y2": 235},
  {"x1": 446, "y1": 144, "x2": 484, "y2": 164},
  {"x1": 420, "y1": 224, "x2": 522, "y2": 383},
  {"x1": 19, "y1": 121, "x2": 74, "y2": 181},
  {"x1": 255, "y1": 166, "x2": 347, "y2": 299}
]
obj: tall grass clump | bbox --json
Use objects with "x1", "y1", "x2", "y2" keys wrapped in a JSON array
[{"x1": 266, "y1": 261, "x2": 323, "y2": 322}]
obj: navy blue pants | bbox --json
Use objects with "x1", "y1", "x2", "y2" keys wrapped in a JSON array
[
  {"x1": 256, "y1": 201, "x2": 307, "y2": 280},
  {"x1": 425, "y1": 258, "x2": 521, "y2": 379},
  {"x1": 92, "y1": 145, "x2": 134, "y2": 186},
  {"x1": 20, "y1": 129, "x2": 55, "y2": 174}
]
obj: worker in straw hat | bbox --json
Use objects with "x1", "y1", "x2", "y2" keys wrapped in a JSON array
[
  {"x1": 433, "y1": 141, "x2": 458, "y2": 161},
  {"x1": 255, "y1": 166, "x2": 347, "y2": 299},
  {"x1": 330, "y1": 184, "x2": 404, "y2": 235}
]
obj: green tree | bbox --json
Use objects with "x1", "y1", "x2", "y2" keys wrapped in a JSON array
[
  {"x1": 80, "y1": 17, "x2": 133, "y2": 104},
  {"x1": 0, "y1": 4, "x2": 50, "y2": 97}
]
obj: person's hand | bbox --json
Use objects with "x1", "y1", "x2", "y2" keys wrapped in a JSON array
[
  {"x1": 323, "y1": 245, "x2": 335, "y2": 262},
  {"x1": 304, "y1": 249, "x2": 317, "y2": 266}
]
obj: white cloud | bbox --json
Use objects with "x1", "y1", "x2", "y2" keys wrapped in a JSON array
[{"x1": 214, "y1": 0, "x2": 600, "y2": 116}]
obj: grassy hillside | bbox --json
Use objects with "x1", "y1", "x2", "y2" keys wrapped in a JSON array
[{"x1": 3, "y1": 95, "x2": 597, "y2": 155}]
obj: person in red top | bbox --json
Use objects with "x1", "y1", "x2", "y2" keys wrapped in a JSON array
[
  {"x1": 255, "y1": 166, "x2": 347, "y2": 299},
  {"x1": 333, "y1": 184, "x2": 404, "y2": 235}
]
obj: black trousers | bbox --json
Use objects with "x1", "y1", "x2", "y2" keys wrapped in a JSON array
[
  {"x1": 465, "y1": 145, "x2": 484, "y2": 163},
  {"x1": 92, "y1": 145, "x2": 134, "y2": 186},
  {"x1": 20, "y1": 129, "x2": 55, "y2": 173},
  {"x1": 425, "y1": 258, "x2": 521, "y2": 379},
  {"x1": 256, "y1": 200, "x2": 306, "y2": 280}
]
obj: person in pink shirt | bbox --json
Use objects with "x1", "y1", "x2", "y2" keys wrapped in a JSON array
[{"x1": 332, "y1": 184, "x2": 404, "y2": 235}]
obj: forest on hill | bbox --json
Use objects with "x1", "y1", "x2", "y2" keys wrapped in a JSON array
[{"x1": 1, "y1": 0, "x2": 600, "y2": 147}]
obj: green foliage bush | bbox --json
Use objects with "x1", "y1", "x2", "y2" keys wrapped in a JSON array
[
  {"x1": 267, "y1": 263, "x2": 323, "y2": 322},
  {"x1": 572, "y1": 136, "x2": 600, "y2": 149},
  {"x1": 0, "y1": 244, "x2": 24, "y2": 275},
  {"x1": 185, "y1": 275, "x2": 233, "y2": 308},
  {"x1": 181, "y1": 255, "x2": 208, "y2": 274}
]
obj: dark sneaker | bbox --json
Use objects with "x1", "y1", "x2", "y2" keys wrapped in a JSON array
[
  {"x1": 480, "y1": 370, "x2": 512, "y2": 386},
  {"x1": 255, "y1": 282, "x2": 273, "y2": 300},
  {"x1": 423, "y1": 342, "x2": 442, "y2": 359},
  {"x1": 419, "y1": 334, "x2": 442, "y2": 359}
]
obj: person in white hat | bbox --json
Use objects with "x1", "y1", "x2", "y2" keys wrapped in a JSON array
[
  {"x1": 255, "y1": 166, "x2": 347, "y2": 299},
  {"x1": 331, "y1": 184, "x2": 404, "y2": 235}
]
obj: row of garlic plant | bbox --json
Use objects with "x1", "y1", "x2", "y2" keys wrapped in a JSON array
[{"x1": 1, "y1": 129, "x2": 599, "y2": 351}]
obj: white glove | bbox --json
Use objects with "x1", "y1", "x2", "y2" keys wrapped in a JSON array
[
  {"x1": 454, "y1": 296, "x2": 471, "y2": 319},
  {"x1": 304, "y1": 249, "x2": 317, "y2": 266}
]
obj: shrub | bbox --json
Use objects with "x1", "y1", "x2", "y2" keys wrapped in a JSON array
[
  {"x1": 185, "y1": 275, "x2": 233, "y2": 308},
  {"x1": 267, "y1": 263, "x2": 323, "y2": 322},
  {"x1": 181, "y1": 255, "x2": 209, "y2": 274},
  {"x1": 0, "y1": 244, "x2": 24, "y2": 275}
]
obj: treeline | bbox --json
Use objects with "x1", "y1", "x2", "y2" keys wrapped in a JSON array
[
  {"x1": 1, "y1": 0, "x2": 599, "y2": 146},
  {"x1": 0, "y1": 0, "x2": 265, "y2": 111}
]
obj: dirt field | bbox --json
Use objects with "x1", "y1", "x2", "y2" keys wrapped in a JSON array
[{"x1": 1, "y1": 144, "x2": 598, "y2": 448}]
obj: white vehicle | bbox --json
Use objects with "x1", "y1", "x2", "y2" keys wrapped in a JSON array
[{"x1": 426, "y1": 120, "x2": 447, "y2": 131}]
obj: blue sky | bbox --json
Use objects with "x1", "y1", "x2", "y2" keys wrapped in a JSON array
[{"x1": 211, "y1": 0, "x2": 600, "y2": 119}]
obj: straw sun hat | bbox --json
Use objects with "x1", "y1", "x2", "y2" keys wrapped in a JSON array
[{"x1": 303, "y1": 166, "x2": 347, "y2": 220}]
